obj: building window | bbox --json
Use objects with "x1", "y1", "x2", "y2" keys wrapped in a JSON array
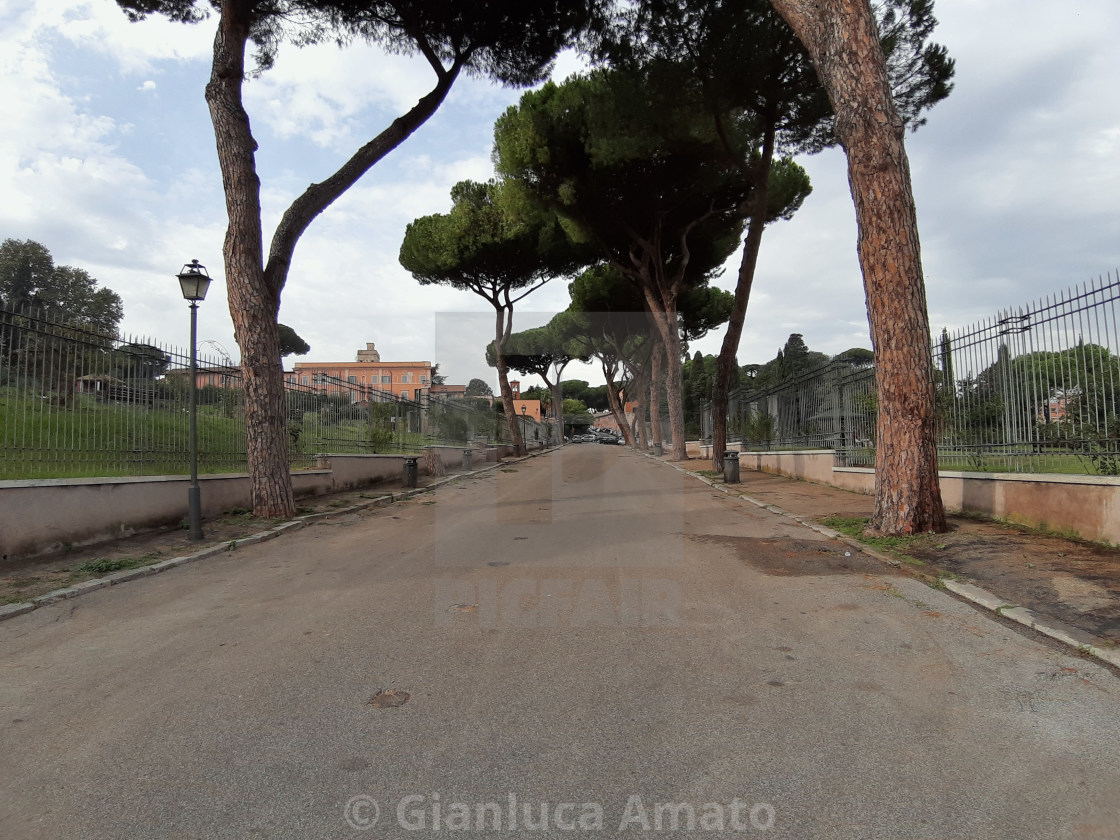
[
  {"x1": 420, "y1": 375, "x2": 428, "y2": 384},
  {"x1": 381, "y1": 375, "x2": 391, "y2": 384},
  {"x1": 301, "y1": 375, "x2": 310, "y2": 386},
  {"x1": 401, "y1": 373, "x2": 412, "y2": 384},
  {"x1": 400, "y1": 390, "x2": 408, "y2": 400},
  {"x1": 347, "y1": 375, "x2": 357, "y2": 384}
]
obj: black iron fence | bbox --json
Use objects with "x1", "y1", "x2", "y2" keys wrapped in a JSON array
[
  {"x1": 0, "y1": 305, "x2": 540, "y2": 479},
  {"x1": 704, "y1": 271, "x2": 1120, "y2": 475}
]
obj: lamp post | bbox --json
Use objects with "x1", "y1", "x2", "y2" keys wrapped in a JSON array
[
  {"x1": 177, "y1": 259, "x2": 212, "y2": 540},
  {"x1": 521, "y1": 403, "x2": 528, "y2": 454}
]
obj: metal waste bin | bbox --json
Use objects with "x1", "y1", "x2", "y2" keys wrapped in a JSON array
[
  {"x1": 402, "y1": 456, "x2": 419, "y2": 488},
  {"x1": 723, "y1": 450, "x2": 740, "y2": 484},
  {"x1": 462, "y1": 449, "x2": 474, "y2": 470},
  {"x1": 652, "y1": 442, "x2": 663, "y2": 456}
]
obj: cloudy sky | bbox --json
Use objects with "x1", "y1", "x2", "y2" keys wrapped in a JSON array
[{"x1": 2, "y1": 0, "x2": 1117, "y2": 390}]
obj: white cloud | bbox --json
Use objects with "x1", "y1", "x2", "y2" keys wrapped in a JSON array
[
  {"x1": 28, "y1": 0, "x2": 213, "y2": 72},
  {"x1": 138, "y1": 80, "x2": 156, "y2": 92},
  {"x1": 244, "y1": 42, "x2": 442, "y2": 151}
]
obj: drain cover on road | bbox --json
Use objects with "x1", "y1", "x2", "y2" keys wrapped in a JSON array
[{"x1": 369, "y1": 689, "x2": 410, "y2": 708}]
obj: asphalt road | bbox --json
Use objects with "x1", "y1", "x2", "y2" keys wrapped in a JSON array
[{"x1": 2, "y1": 446, "x2": 1118, "y2": 839}]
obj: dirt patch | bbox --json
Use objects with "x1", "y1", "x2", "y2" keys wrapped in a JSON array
[
  {"x1": 897, "y1": 519, "x2": 1120, "y2": 643},
  {"x1": 690, "y1": 535, "x2": 896, "y2": 577}
]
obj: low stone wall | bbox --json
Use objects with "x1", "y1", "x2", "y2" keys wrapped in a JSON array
[
  {"x1": 0, "y1": 447, "x2": 482, "y2": 564},
  {"x1": 730, "y1": 447, "x2": 1120, "y2": 544}
]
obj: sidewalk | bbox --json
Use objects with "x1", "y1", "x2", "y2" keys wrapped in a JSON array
[
  {"x1": 0, "y1": 458, "x2": 497, "y2": 610},
  {"x1": 672, "y1": 457, "x2": 1120, "y2": 665}
]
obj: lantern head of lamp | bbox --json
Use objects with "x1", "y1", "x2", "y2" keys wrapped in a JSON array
[
  {"x1": 177, "y1": 259, "x2": 212, "y2": 302},
  {"x1": 521, "y1": 404, "x2": 527, "y2": 415}
]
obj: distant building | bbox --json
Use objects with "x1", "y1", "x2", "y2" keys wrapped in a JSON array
[
  {"x1": 355, "y1": 342, "x2": 381, "y2": 363},
  {"x1": 430, "y1": 384, "x2": 467, "y2": 399},
  {"x1": 290, "y1": 344, "x2": 432, "y2": 403}
]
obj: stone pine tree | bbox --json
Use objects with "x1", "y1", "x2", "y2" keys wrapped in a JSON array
[
  {"x1": 565, "y1": 264, "x2": 651, "y2": 447},
  {"x1": 596, "y1": 0, "x2": 952, "y2": 474},
  {"x1": 465, "y1": 378, "x2": 494, "y2": 398},
  {"x1": 116, "y1": 0, "x2": 601, "y2": 517},
  {"x1": 486, "y1": 318, "x2": 588, "y2": 445},
  {"x1": 769, "y1": 0, "x2": 950, "y2": 534},
  {"x1": 494, "y1": 68, "x2": 756, "y2": 460},
  {"x1": 400, "y1": 179, "x2": 589, "y2": 454}
]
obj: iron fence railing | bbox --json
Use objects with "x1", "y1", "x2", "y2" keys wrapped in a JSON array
[
  {"x1": 704, "y1": 271, "x2": 1120, "y2": 475},
  {"x1": 0, "y1": 305, "x2": 541, "y2": 480}
]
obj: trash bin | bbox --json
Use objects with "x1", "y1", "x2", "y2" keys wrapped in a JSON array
[
  {"x1": 462, "y1": 449, "x2": 474, "y2": 470},
  {"x1": 723, "y1": 450, "x2": 740, "y2": 484},
  {"x1": 402, "y1": 456, "x2": 419, "y2": 488},
  {"x1": 652, "y1": 442, "x2": 663, "y2": 456}
]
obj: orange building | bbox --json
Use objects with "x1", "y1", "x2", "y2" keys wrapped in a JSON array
[
  {"x1": 290, "y1": 343, "x2": 433, "y2": 402},
  {"x1": 511, "y1": 399, "x2": 542, "y2": 422}
]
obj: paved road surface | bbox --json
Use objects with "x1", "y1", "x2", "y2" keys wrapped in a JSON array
[{"x1": 2, "y1": 446, "x2": 1118, "y2": 839}]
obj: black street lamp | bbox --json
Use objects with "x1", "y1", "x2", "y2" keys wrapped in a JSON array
[
  {"x1": 177, "y1": 259, "x2": 212, "y2": 540},
  {"x1": 521, "y1": 403, "x2": 528, "y2": 454}
]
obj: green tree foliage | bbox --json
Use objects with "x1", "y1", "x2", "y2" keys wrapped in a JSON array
[
  {"x1": 114, "y1": 343, "x2": 172, "y2": 380},
  {"x1": 494, "y1": 66, "x2": 810, "y2": 457},
  {"x1": 465, "y1": 378, "x2": 494, "y2": 398},
  {"x1": 277, "y1": 323, "x2": 311, "y2": 358},
  {"x1": 559, "y1": 380, "x2": 609, "y2": 412},
  {"x1": 486, "y1": 321, "x2": 588, "y2": 388},
  {"x1": 0, "y1": 239, "x2": 124, "y2": 336},
  {"x1": 401, "y1": 178, "x2": 589, "y2": 451},
  {"x1": 740, "y1": 333, "x2": 831, "y2": 390},
  {"x1": 834, "y1": 347, "x2": 875, "y2": 367},
  {"x1": 682, "y1": 352, "x2": 721, "y2": 436},
  {"x1": 562, "y1": 398, "x2": 589, "y2": 415},
  {"x1": 956, "y1": 342, "x2": 1120, "y2": 448}
]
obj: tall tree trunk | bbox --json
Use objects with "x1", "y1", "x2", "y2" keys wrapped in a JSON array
[
  {"x1": 494, "y1": 306, "x2": 525, "y2": 454},
  {"x1": 633, "y1": 381, "x2": 649, "y2": 449},
  {"x1": 770, "y1": 0, "x2": 947, "y2": 534},
  {"x1": 205, "y1": 2, "x2": 293, "y2": 518},
  {"x1": 203, "y1": 2, "x2": 464, "y2": 518},
  {"x1": 546, "y1": 358, "x2": 571, "y2": 446},
  {"x1": 551, "y1": 378, "x2": 563, "y2": 444},
  {"x1": 649, "y1": 336, "x2": 664, "y2": 449},
  {"x1": 711, "y1": 126, "x2": 776, "y2": 471},
  {"x1": 603, "y1": 361, "x2": 634, "y2": 446},
  {"x1": 645, "y1": 298, "x2": 687, "y2": 460}
]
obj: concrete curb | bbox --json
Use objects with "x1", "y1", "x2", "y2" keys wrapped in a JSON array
[
  {"x1": 642, "y1": 450, "x2": 1120, "y2": 671},
  {"x1": 0, "y1": 451, "x2": 555, "y2": 624},
  {"x1": 944, "y1": 579, "x2": 1120, "y2": 669}
]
